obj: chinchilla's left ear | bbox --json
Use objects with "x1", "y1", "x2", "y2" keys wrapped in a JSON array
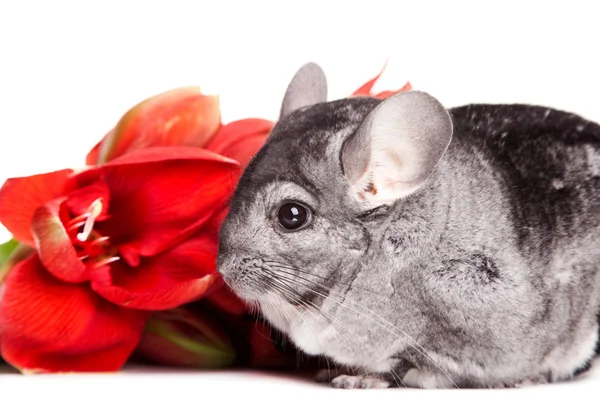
[
  {"x1": 341, "y1": 90, "x2": 453, "y2": 207},
  {"x1": 280, "y1": 62, "x2": 328, "y2": 118}
]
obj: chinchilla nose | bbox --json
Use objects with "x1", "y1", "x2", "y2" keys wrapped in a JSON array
[
  {"x1": 216, "y1": 249, "x2": 260, "y2": 299},
  {"x1": 216, "y1": 245, "x2": 247, "y2": 287},
  {"x1": 216, "y1": 249, "x2": 234, "y2": 281}
]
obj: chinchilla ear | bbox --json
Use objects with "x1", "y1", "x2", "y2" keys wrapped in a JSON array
[
  {"x1": 341, "y1": 90, "x2": 453, "y2": 207},
  {"x1": 280, "y1": 62, "x2": 328, "y2": 118}
]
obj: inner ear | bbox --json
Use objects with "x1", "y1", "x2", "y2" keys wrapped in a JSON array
[
  {"x1": 341, "y1": 90, "x2": 453, "y2": 207},
  {"x1": 280, "y1": 62, "x2": 328, "y2": 119}
]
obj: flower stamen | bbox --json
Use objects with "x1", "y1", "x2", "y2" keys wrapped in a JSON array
[
  {"x1": 66, "y1": 214, "x2": 89, "y2": 232},
  {"x1": 76, "y1": 198, "x2": 103, "y2": 242},
  {"x1": 92, "y1": 256, "x2": 120, "y2": 269},
  {"x1": 88, "y1": 236, "x2": 110, "y2": 247}
]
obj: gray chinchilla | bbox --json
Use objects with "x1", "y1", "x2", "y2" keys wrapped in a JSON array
[{"x1": 217, "y1": 62, "x2": 600, "y2": 388}]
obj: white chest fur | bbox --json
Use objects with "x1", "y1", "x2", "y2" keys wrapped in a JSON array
[{"x1": 259, "y1": 296, "x2": 396, "y2": 373}]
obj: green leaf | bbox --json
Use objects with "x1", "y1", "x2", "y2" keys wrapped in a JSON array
[
  {"x1": 0, "y1": 238, "x2": 19, "y2": 266},
  {"x1": 0, "y1": 238, "x2": 18, "y2": 365},
  {"x1": 0, "y1": 239, "x2": 33, "y2": 284}
]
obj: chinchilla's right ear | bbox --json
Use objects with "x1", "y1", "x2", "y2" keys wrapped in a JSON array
[
  {"x1": 341, "y1": 90, "x2": 453, "y2": 208},
  {"x1": 280, "y1": 62, "x2": 328, "y2": 119}
]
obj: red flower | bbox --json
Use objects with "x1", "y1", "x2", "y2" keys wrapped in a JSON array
[
  {"x1": 86, "y1": 87, "x2": 221, "y2": 165},
  {"x1": 0, "y1": 147, "x2": 240, "y2": 372},
  {"x1": 86, "y1": 86, "x2": 274, "y2": 169}
]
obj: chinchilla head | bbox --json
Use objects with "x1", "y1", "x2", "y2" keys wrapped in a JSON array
[{"x1": 217, "y1": 62, "x2": 453, "y2": 307}]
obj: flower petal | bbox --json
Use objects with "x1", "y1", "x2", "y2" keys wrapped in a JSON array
[
  {"x1": 65, "y1": 180, "x2": 111, "y2": 221},
  {"x1": 351, "y1": 61, "x2": 412, "y2": 99},
  {"x1": 97, "y1": 146, "x2": 240, "y2": 259},
  {"x1": 0, "y1": 255, "x2": 147, "y2": 372},
  {"x1": 30, "y1": 198, "x2": 92, "y2": 283},
  {"x1": 85, "y1": 136, "x2": 103, "y2": 165},
  {"x1": 93, "y1": 87, "x2": 221, "y2": 164},
  {"x1": 101, "y1": 145, "x2": 238, "y2": 167},
  {"x1": 64, "y1": 167, "x2": 103, "y2": 191},
  {"x1": 372, "y1": 83, "x2": 413, "y2": 99},
  {"x1": 0, "y1": 169, "x2": 72, "y2": 245},
  {"x1": 91, "y1": 230, "x2": 219, "y2": 310},
  {"x1": 205, "y1": 118, "x2": 273, "y2": 169}
]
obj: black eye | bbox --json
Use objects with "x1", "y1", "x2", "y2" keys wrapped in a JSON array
[{"x1": 277, "y1": 202, "x2": 311, "y2": 231}]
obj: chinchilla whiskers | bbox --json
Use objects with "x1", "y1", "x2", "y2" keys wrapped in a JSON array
[
  {"x1": 243, "y1": 276, "x2": 283, "y2": 345},
  {"x1": 246, "y1": 299, "x2": 261, "y2": 317},
  {"x1": 273, "y1": 267, "x2": 432, "y2": 354},
  {"x1": 261, "y1": 277, "x2": 333, "y2": 367},
  {"x1": 259, "y1": 276, "x2": 367, "y2": 358},
  {"x1": 270, "y1": 271, "x2": 458, "y2": 389},
  {"x1": 262, "y1": 270, "x2": 362, "y2": 342},
  {"x1": 263, "y1": 261, "x2": 385, "y2": 298},
  {"x1": 390, "y1": 369, "x2": 408, "y2": 388},
  {"x1": 249, "y1": 299, "x2": 282, "y2": 347},
  {"x1": 262, "y1": 276, "x2": 302, "y2": 302},
  {"x1": 261, "y1": 281, "x2": 298, "y2": 329},
  {"x1": 261, "y1": 273, "x2": 407, "y2": 387},
  {"x1": 267, "y1": 272, "x2": 413, "y2": 378}
]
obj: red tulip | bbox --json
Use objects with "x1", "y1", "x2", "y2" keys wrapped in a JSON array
[{"x1": 0, "y1": 146, "x2": 240, "y2": 372}]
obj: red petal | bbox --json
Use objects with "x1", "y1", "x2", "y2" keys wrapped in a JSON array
[
  {"x1": 62, "y1": 167, "x2": 104, "y2": 197},
  {"x1": 65, "y1": 180, "x2": 111, "y2": 221},
  {"x1": 203, "y1": 203, "x2": 231, "y2": 236},
  {"x1": 205, "y1": 119, "x2": 273, "y2": 169},
  {"x1": 0, "y1": 255, "x2": 147, "y2": 372},
  {"x1": 352, "y1": 71, "x2": 383, "y2": 97},
  {"x1": 351, "y1": 61, "x2": 411, "y2": 99},
  {"x1": 85, "y1": 136, "x2": 104, "y2": 165},
  {"x1": 94, "y1": 88, "x2": 221, "y2": 164},
  {"x1": 373, "y1": 82, "x2": 413, "y2": 99},
  {"x1": 97, "y1": 146, "x2": 240, "y2": 258},
  {"x1": 101, "y1": 145, "x2": 238, "y2": 167},
  {"x1": 91, "y1": 230, "x2": 219, "y2": 310},
  {"x1": 0, "y1": 169, "x2": 72, "y2": 245},
  {"x1": 31, "y1": 198, "x2": 90, "y2": 283}
]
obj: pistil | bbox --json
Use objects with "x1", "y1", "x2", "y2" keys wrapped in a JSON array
[{"x1": 77, "y1": 198, "x2": 103, "y2": 242}]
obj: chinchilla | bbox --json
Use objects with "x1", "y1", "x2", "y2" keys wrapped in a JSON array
[{"x1": 217, "y1": 62, "x2": 600, "y2": 388}]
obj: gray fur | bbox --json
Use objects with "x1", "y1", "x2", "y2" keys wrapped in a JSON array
[
  {"x1": 280, "y1": 62, "x2": 327, "y2": 118},
  {"x1": 217, "y1": 63, "x2": 600, "y2": 389}
]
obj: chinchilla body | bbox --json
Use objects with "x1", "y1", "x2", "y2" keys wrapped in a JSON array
[{"x1": 217, "y1": 63, "x2": 600, "y2": 388}]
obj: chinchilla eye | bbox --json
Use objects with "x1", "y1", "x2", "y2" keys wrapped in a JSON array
[{"x1": 277, "y1": 202, "x2": 311, "y2": 231}]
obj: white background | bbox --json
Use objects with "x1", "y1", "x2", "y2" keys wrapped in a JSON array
[{"x1": 1, "y1": 0, "x2": 600, "y2": 398}]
